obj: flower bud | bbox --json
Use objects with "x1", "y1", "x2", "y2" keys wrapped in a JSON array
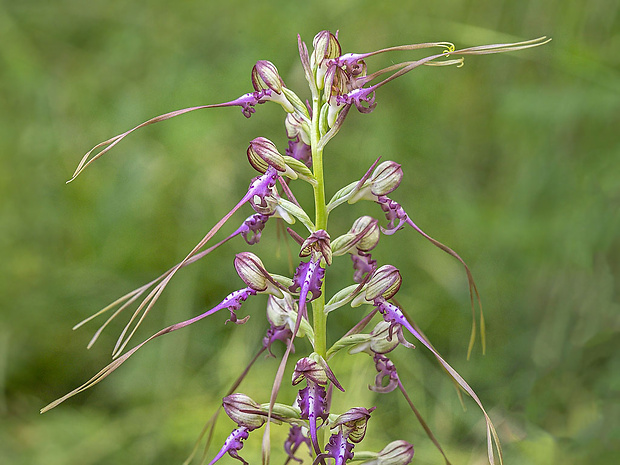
[
  {"x1": 222, "y1": 393, "x2": 266, "y2": 430},
  {"x1": 234, "y1": 252, "x2": 284, "y2": 298},
  {"x1": 332, "y1": 216, "x2": 380, "y2": 256},
  {"x1": 332, "y1": 407, "x2": 375, "y2": 443},
  {"x1": 311, "y1": 30, "x2": 341, "y2": 91},
  {"x1": 311, "y1": 30, "x2": 341, "y2": 68},
  {"x1": 250, "y1": 60, "x2": 297, "y2": 113},
  {"x1": 251, "y1": 60, "x2": 285, "y2": 94},
  {"x1": 364, "y1": 265, "x2": 402, "y2": 301},
  {"x1": 350, "y1": 216, "x2": 380, "y2": 252},
  {"x1": 374, "y1": 440, "x2": 414, "y2": 465},
  {"x1": 247, "y1": 137, "x2": 287, "y2": 173},
  {"x1": 369, "y1": 161, "x2": 403, "y2": 196},
  {"x1": 348, "y1": 160, "x2": 403, "y2": 203}
]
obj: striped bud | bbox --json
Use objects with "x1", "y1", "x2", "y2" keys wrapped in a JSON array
[
  {"x1": 350, "y1": 216, "x2": 380, "y2": 252},
  {"x1": 369, "y1": 161, "x2": 403, "y2": 196},
  {"x1": 222, "y1": 393, "x2": 266, "y2": 430},
  {"x1": 252, "y1": 60, "x2": 285, "y2": 94},
  {"x1": 247, "y1": 137, "x2": 287, "y2": 173},
  {"x1": 311, "y1": 30, "x2": 341, "y2": 68},
  {"x1": 234, "y1": 252, "x2": 284, "y2": 298},
  {"x1": 374, "y1": 440, "x2": 415, "y2": 465},
  {"x1": 332, "y1": 406, "x2": 375, "y2": 443},
  {"x1": 364, "y1": 265, "x2": 402, "y2": 301}
]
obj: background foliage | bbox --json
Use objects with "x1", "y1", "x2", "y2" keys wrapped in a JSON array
[{"x1": 1, "y1": 0, "x2": 618, "y2": 464}]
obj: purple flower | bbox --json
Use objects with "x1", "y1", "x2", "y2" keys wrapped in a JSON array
[
  {"x1": 370, "y1": 353, "x2": 399, "y2": 394},
  {"x1": 208, "y1": 426, "x2": 251, "y2": 465},
  {"x1": 372, "y1": 297, "x2": 416, "y2": 349},
  {"x1": 247, "y1": 166, "x2": 279, "y2": 215},
  {"x1": 293, "y1": 356, "x2": 344, "y2": 455},
  {"x1": 289, "y1": 259, "x2": 325, "y2": 312},
  {"x1": 351, "y1": 252, "x2": 377, "y2": 284},
  {"x1": 238, "y1": 213, "x2": 271, "y2": 245},
  {"x1": 284, "y1": 425, "x2": 311, "y2": 463},
  {"x1": 316, "y1": 407, "x2": 375, "y2": 465},
  {"x1": 286, "y1": 138, "x2": 312, "y2": 168},
  {"x1": 262, "y1": 324, "x2": 294, "y2": 356},
  {"x1": 376, "y1": 196, "x2": 408, "y2": 235},
  {"x1": 297, "y1": 383, "x2": 328, "y2": 454},
  {"x1": 322, "y1": 430, "x2": 355, "y2": 465},
  {"x1": 299, "y1": 230, "x2": 332, "y2": 266}
]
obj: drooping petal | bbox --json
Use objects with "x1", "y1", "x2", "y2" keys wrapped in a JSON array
[
  {"x1": 67, "y1": 91, "x2": 272, "y2": 183},
  {"x1": 289, "y1": 258, "x2": 326, "y2": 310},
  {"x1": 41, "y1": 287, "x2": 257, "y2": 413},
  {"x1": 297, "y1": 383, "x2": 328, "y2": 455},
  {"x1": 373, "y1": 297, "x2": 502, "y2": 465},
  {"x1": 322, "y1": 430, "x2": 355, "y2": 465},
  {"x1": 284, "y1": 425, "x2": 311, "y2": 463},
  {"x1": 351, "y1": 252, "x2": 377, "y2": 284},
  {"x1": 240, "y1": 213, "x2": 271, "y2": 245},
  {"x1": 370, "y1": 353, "x2": 399, "y2": 394},
  {"x1": 208, "y1": 426, "x2": 251, "y2": 465},
  {"x1": 263, "y1": 324, "x2": 294, "y2": 356}
]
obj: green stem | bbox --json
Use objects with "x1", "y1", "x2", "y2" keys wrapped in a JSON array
[{"x1": 310, "y1": 96, "x2": 328, "y2": 359}]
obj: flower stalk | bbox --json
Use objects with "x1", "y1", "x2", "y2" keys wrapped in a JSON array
[{"x1": 44, "y1": 29, "x2": 549, "y2": 465}]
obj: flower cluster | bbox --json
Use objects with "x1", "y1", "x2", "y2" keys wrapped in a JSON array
[{"x1": 44, "y1": 30, "x2": 549, "y2": 465}]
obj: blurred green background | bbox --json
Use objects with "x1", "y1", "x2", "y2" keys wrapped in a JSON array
[{"x1": 1, "y1": 0, "x2": 618, "y2": 464}]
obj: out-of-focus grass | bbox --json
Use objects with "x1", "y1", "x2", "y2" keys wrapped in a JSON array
[{"x1": 1, "y1": 1, "x2": 618, "y2": 464}]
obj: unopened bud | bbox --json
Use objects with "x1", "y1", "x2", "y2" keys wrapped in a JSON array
[
  {"x1": 251, "y1": 60, "x2": 296, "y2": 112},
  {"x1": 252, "y1": 60, "x2": 285, "y2": 94},
  {"x1": 311, "y1": 30, "x2": 341, "y2": 68},
  {"x1": 350, "y1": 216, "x2": 380, "y2": 251},
  {"x1": 330, "y1": 233, "x2": 357, "y2": 256},
  {"x1": 364, "y1": 265, "x2": 402, "y2": 301},
  {"x1": 223, "y1": 393, "x2": 266, "y2": 430},
  {"x1": 375, "y1": 440, "x2": 414, "y2": 465},
  {"x1": 369, "y1": 161, "x2": 403, "y2": 196},
  {"x1": 247, "y1": 137, "x2": 287, "y2": 173},
  {"x1": 311, "y1": 30, "x2": 341, "y2": 90},
  {"x1": 234, "y1": 252, "x2": 284, "y2": 298},
  {"x1": 349, "y1": 160, "x2": 403, "y2": 203},
  {"x1": 332, "y1": 216, "x2": 380, "y2": 256}
]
